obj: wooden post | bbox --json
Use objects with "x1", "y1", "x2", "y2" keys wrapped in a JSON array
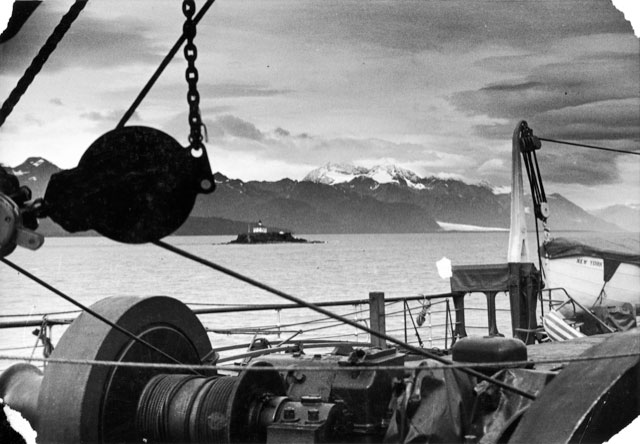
[{"x1": 369, "y1": 292, "x2": 387, "y2": 349}]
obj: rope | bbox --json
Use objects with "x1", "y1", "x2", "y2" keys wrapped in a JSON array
[
  {"x1": 242, "y1": 304, "x2": 372, "y2": 331},
  {"x1": 0, "y1": 1, "x2": 88, "y2": 128},
  {"x1": 520, "y1": 124, "x2": 548, "y2": 223},
  {"x1": 203, "y1": 306, "x2": 372, "y2": 337},
  {"x1": 206, "y1": 298, "x2": 443, "y2": 335},
  {"x1": 186, "y1": 293, "x2": 444, "y2": 309},
  {"x1": 404, "y1": 300, "x2": 423, "y2": 347},
  {"x1": 0, "y1": 257, "x2": 200, "y2": 375},
  {"x1": 207, "y1": 299, "x2": 443, "y2": 336},
  {"x1": 538, "y1": 137, "x2": 640, "y2": 156},
  {"x1": 227, "y1": 302, "x2": 420, "y2": 335},
  {"x1": 189, "y1": 293, "x2": 455, "y2": 316},
  {"x1": 1, "y1": 350, "x2": 637, "y2": 373},
  {"x1": 152, "y1": 240, "x2": 537, "y2": 400}
]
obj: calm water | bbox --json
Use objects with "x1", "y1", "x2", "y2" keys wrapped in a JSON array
[{"x1": 1, "y1": 232, "x2": 516, "y2": 369}]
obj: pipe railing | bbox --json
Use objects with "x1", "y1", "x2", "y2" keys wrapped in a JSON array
[{"x1": 0, "y1": 290, "x2": 516, "y2": 370}]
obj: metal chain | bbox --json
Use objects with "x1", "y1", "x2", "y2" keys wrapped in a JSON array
[{"x1": 182, "y1": 0, "x2": 205, "y2": 157}]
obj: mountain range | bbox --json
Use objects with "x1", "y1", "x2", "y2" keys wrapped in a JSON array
[{"x1": 2, "y1": 157, "x2": 636, "y2": 237}]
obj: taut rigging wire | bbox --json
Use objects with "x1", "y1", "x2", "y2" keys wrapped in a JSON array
[
  {"x1": 152, "y1": 239, "x2": 537, "y2": 400},
  {"x1": 117, "y1": 0, "x2": 217, "y2": 129},
  {"x1": 2, "y1": 349, "x2": 637, "y2": 373},
  {"x1": 526, "y1": 133, "x2": 638, "y2": 281},
  {"x1": 537, "y1": 137, "x2": 640, "y2": 156},
  {"x1": 0, "y1": 257, "x2": 201, "y2": 375}
]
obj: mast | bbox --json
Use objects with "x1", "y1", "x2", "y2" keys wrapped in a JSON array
[
  {"x1": 506, "y1": 122, "x2": 543, "y2": 344},
  {"x1": 508, "y1": 121, "x2": 530, "y2": 263}
]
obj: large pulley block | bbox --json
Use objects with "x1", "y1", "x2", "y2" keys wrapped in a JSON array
[{"x1": 44, "y1": 126, "x2": 215, "y2": 243}]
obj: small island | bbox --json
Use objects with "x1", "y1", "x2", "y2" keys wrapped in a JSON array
[{"x1": 229, "y1": 221, "x2": 319, "y2": 244}]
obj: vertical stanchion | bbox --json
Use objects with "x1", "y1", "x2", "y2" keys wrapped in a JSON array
[
  {"x1": 427, "y1": 303, "x2": 433, "y2": 348},
  {"x1": 354, "y1": 304, "x2": 360, "y2": 341},
  {"x1": 369, "y1": 292, "x2": 387, "y2": 349},
  {"x1": 403, "y1": 299, "x2": 408, "y2": 343},
  {"x1": 276, "y1": 309, "x2": 281, "y2": 339},
  {"x1": 445, "y1": 299, "x2": 450, "y2": 349}
]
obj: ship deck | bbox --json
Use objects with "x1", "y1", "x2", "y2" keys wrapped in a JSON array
[{"x1": 526, "y1": 332, "x2": 612, "y2": 371}]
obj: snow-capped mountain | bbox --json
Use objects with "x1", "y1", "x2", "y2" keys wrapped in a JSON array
[
  {"x1": 304, "y1": 163, "x2": 427, "y2": 190},
  {"x1": 302, "y1": 162, "x2": 515, "y2": 194},
  {"x1": 300, "y1": 162, "x2": 618, "y2": 231},
  {"x1": 4, "y1": 157, "x2": 61, "y2": 198},
  {"x1": 303, "y1": 163, "x2": 369, "y2": 185},
  {"x1": 2, "y1": 157, "x2": 622, "y2": 235}
]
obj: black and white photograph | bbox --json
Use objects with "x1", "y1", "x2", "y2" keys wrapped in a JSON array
[{"x1": 1, "y1": 1, "x2": 638, "y2": 442}]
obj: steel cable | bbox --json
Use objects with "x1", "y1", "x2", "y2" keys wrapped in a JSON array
[
  {"x1": 0, "y1": 257, "x2": 201, "y2": 375},
  {"x1": 152, "y1": 240, "x2": 538, "y2": 400},
  {"x1": 538, "y1": 137, "x2": 640, "y2": 156},
  {"x1": 116, "y1": 0, "x2": 217, "y2": 128},
  {"x1": 1, "y1": 350, "x2": 637, "y2": 373}
]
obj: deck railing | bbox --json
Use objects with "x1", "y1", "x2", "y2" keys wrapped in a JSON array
[{"x1": 0, "y1": 291, "x2": 517, "y2": 371}]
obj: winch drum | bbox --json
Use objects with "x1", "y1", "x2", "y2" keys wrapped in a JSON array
[{"x1": 36, "y1": 295, "x2": 214, "y2": 443}]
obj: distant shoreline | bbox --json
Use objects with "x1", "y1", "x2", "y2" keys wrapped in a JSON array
[{"x1": 38, "y1": 229, "x2": 633, "y2": 239}]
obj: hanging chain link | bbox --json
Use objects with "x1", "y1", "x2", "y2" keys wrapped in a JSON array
[
  {"x1": 182, "y1": 0, "x2": 205, "y2": 157},
  {"x1": 182, "y1": 0, "x2": 215, "y2": 194}
]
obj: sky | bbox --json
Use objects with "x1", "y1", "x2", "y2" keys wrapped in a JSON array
[{"x1": 0, "y1": 0, "x2": 638, "y2": 210}]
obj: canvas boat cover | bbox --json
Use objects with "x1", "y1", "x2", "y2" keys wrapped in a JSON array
[
  {"x1": 450, "y1": 264, "x2": 511, "y2": 293},
  {"x1": 541, "y1": 236, "x2": 640, "y2": 267}
]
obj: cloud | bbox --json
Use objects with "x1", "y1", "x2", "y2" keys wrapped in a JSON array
[
  {"x1": 207, "y1": 115, "x2": 264, "y2": 141},
  {"x1": 452, "y1": 52, "x2": 638, "y2": 121},
  {"x1": 199, "y1": 83, "x2": 291, "y2": 99},
  {"x1": 237, "y1": 0, "x2": 633, "y2": 55},
  {"x1": 449, "y1": 36, "x2": 639, "y2": 187},
  {"x1": 474, "y1": 96, "x2": 640, "y2": 142},
  {"x1": 187, "y1": 114, "x2": 481, "y2": 181},
  {"x1": 80, "y1": 111, "x2": 108, "y2": 122},
  {"x1": 0, "y1": 3, "x2": 11, "y2": 38},
  {"x1": 24, "y1": 114, "x2": 44, "y2": 127},
  {"x1": 541, "y1": 149, "x2": 619, "y2": 185},
  {"x1": 1, "y1": 0, "x2": 636, "y2": 210},
  {"x1": 274, "y1": 127, "x2": 290, "y2": 137},
  {"x1": 0, "y1": 1, "x2": 159, "y2": 75},
  {"x1": 477, "y1": 158, "x2": 506, "y2": 174},
  {"x1": 80, "y1": 109, "x2": 141, "y2": 123},
  {"x1": 138, "y1": 83, "x2": 291, "y2": 108}
]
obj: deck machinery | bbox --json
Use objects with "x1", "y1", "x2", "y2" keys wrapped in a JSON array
[
  {"x1": 1, "y1": 294, "x2": 638, "y2": 444},
  {"x1": 1, "y1": 2, "x2": 638, "y2": 442},
  {"x1": 1, "y1": 164, "x2": 638, "y2": 442}
]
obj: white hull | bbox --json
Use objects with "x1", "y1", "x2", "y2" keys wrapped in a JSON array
[{"x1": 544, "y1": 255, "x2": 640, "y2": 309}]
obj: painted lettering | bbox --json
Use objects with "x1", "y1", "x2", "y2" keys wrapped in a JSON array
[{"x1": 576, "y1": 257, "x2": 603, "y2": 268}]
